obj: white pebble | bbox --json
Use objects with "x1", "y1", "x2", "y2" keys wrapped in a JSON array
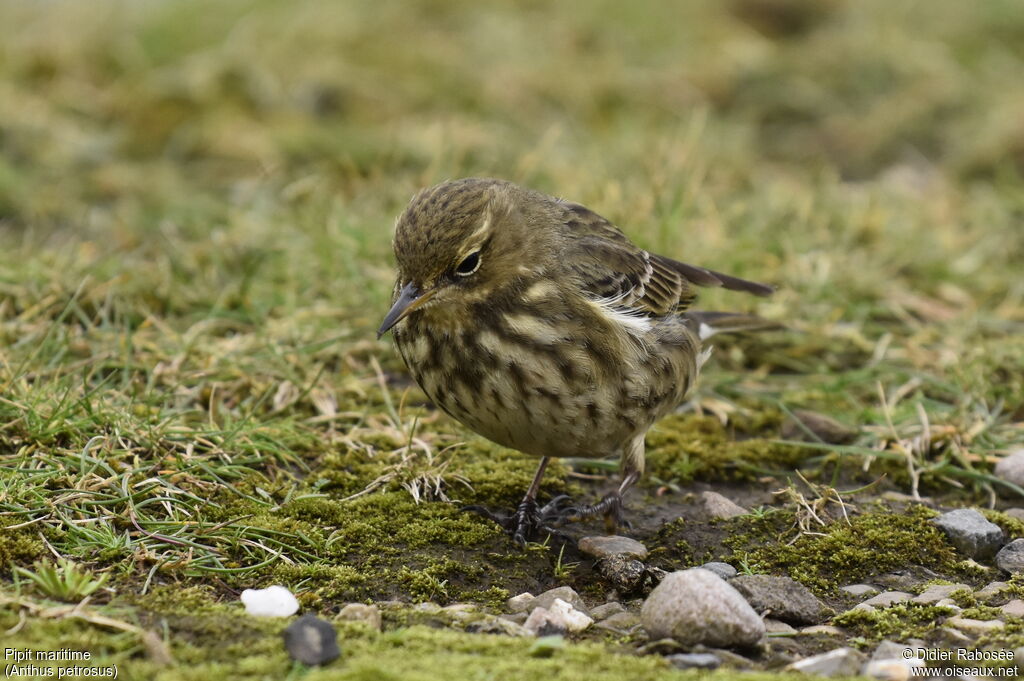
[{"x1": 241, "y1": 585, "x2": 300, "y2": 617}]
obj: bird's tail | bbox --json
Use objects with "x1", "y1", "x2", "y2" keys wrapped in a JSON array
[{"x1": 684, "y1": 310, "x2": 782, "y2": 340}]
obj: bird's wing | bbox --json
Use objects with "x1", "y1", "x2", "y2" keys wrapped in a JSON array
[{"x1": 557, "y1": 201, "x2": 773, "y2": 317}]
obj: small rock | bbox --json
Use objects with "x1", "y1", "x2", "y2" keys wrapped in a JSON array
[
  {"x1": 936, "y1": 627, "x2": 971, "y2": 646},
  {"x1": 850, "y1": 603, "x2": 876, "y2": 613},
  {"x1": 589, "y1": 602, "x2": 626, "y2": 621},
  {"x1": 640, "y1": 568, "x2": 765, "y2": 648},
  {"x1": 597, "y1": 555, "x2": 647, "y2": 594},
  {"x1": 764, "y1": 618, "x2": 797, "y2": 634},
  {"x1": 337, "y1": 603, "x2": 381, "y2": 630},
  {"x1": 933, "y1": 599, "x2": 961, "y2": 612},
  {"x1": 578, "y1": 535, "x2": 648, "y2": 560},
  {"x1": 931, "y1": 508, "x2": 1004, "y2": 559},
  {"x1": 523, "y1": 598, "x2": 593, "y2": 635},
  {"x1": 241, "y1": 585, "x2": 300, "y2": 617},
  {"x1": 667, "y1": 653, "x2": 721, "y2": 670},
  {"x1": 507, "y1": 592, "x2": 535, "y2": 613},
  {"x1": 996, "y1": 539, "x2": 1024, "y2": 574},
  {"x1": 945, "y1": 616, "x2": 1005, "y2": 634},
  {"x1": 861, "y1": 591, "x2": 912, "y2": 608},
  {"x1": 912, "y1": 583, "x2": 970, "y2": 604},
  {"x1": 1001, "y1": 599, "x2": 1024, "y2": 617},
  {"x1": 840, "y1": 584, "x2": 879, "y2": 597},
  {"x1": 466, "y1": 615, "x2": 532, "y2": 637},
  {"x1": 594, "y1": 611, "x2": 640, "y2": 633},
  {"x1": 782, "y1": 409, "x2": 858, "y2": 444},
  {"x1": 531, "y1": 586, "x2": 590, "y2": 616},
  {"x1": 799, "y1": 625, "x2": 845, "y2": 636},
  {"x1": 995, "y1": 450, "x2": 1024, "y2": 488},
  {"x1": 862, "y1": 658, "x2": 924, "y2": 681},
  {"x1": 975, "y1": 581, "x2": 1009, "y2": 602},
  {"x1": 700, "y1": 562, "x2": 738, "y2": 580},
  {"x1": 413, "y1": 602, "x2": 442, "y2": 614},
  {"x1": 786, "y1": 647, "x2": 865, "y2": 677},
  {"x1": 729, "y1": 575, "x2": 831, "y2": 625},
  {"x1": 871, "y1": 640, "x2": 914, "y2": 661},
  {"x1": 283, "y1": 614, "x2": 340, "y2": 666},
  {"x1": 1005, "y1": 508, "x2": 1024, "y2": 521},
  {"x1": 500, "y1": 612, "x2": 529, "y2": 625},
  {"x1": 699, "y1": 491, "x2": 748, "y2": 520},
  {"x1": 876, "y1": 568, "x2": 939, "y2": 591}
]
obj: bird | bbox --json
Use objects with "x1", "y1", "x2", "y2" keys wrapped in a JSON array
[{"x1": 378, "y1": 178, "x2": 775, "y2": 544}]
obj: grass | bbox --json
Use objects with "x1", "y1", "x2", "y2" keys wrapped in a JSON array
[{"x1": 1, "y1": 0, "x2": 1023, "y2": 678}]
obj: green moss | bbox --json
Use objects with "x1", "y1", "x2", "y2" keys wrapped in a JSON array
[
  {"x1": 645, "y1": 414, "x2": 809, "y2": 484},
  {"x1": 0, "y1": 522, "x2": 43, "y2": 567},
  {"x1": 833, "y1": 602, "x2": 956, "y2": 641},
  {"x1": 726, "y1": 505, "x2": 985, "y2": 593}
]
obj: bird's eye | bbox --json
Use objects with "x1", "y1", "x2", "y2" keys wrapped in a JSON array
[{"x1": 454, "y1": 251, "x2": 481, "y2": 277}]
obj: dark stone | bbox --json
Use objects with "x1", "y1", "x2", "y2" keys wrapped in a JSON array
[
  {"x1": 667, "y1": 653, "x2": 721, "y2": 670},
  {"x1": 283, "y1": 614, "x2": 340, "y2": 666},
  {"x1": 729, "y1": 575, "x2": 832, "y2": 625},
  {"x1": 931, "y1": 509, "x2": 1004, "y2": 560},
  {"x1": 597, "y1": 555, "x2": 647, "y2": 595}
]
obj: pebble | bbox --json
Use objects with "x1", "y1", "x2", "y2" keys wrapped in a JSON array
[
  {"x1": 974, "y1": 581, "x2": 1009, "y2": 602},
  {"x1": 995, "y1": 449, "x2": 1024, "y2": 488},
  {"x1": 996, "y1": 539, "x2": 1024, "y2": 574},
  {"x1": 699, "y1": 491, "x2": 748, "y2": 520},
  {"x1": 578, "y1": 535, "x2": 648, "y2": 560},
  {"x1": 241, "y1": 585, "x2": 300, "y2": 617},
  {"x1": 911, "y1": 583, "x2": 970, "y2": 604},
  {"x1": 523, "y1": 598, "x2": 593, "y2": 635},
  {"x1": 507, "y1": 592, "x2": 535, "y2": 613},
  {"x1": 945, "y1": 616, "x2": 1005, "y2": 634},
  {"x1": 1001, "y1": 599, "x2": 1024, "y2": 617},
  {"x1": 466, "y1": 615, "x2": 532, "y2": 637},
  {"x1": 283, "y1": 614, "x2": 340, "y2": 666},
  {"x1": 799, "y1": 625, "x2": 845, "y2": 637},
  {"x1": 519, "y1": 586, "x2": 590, "y2": 616},
  {"x1": 786, "y1": 647, "x2": 865, "y2": 677},
  {"x1": 413, "y1": 602, "x2": 442, "y2": 614},
  {"x1": 597, "y1": 555, "x2": 647, "y2": 594},
  {"x1": 729, "y1": 574, "x2": 831, "y2": 625},
  {"x1": 930, "y1": 508, "x2": 1004, "y2": 559},
  {"x1": 594, "y1": 611, "x2": 640, "y2": 633},
  {"x1": 862, "y1": 658, "x2": 924, "y2": 681},
  {"x1": 764, "y1": 618, "x2": 797, "y2": 634},
  {"x1": 700, "y1": 562, "x2": 738, "y2": 580},
  {"x1": 640, "y1": 568, "x2": 765, "y2": 648},
  {"x1": 337, "y1": 603, "x2": 382, "y2": 630},
  {"x1": 840, "y1": 584, "x2": 879, "y2": 597},
  {"x1": 871, "y1": 640, "x2": 914, "y2": 661},
  {"x1": 781, "y1": 409, "x2": 858, "y2": 444},
  {"x1": 860, "y1": 591, "x2": 911, "y2": 608},
  {"x1": 666, "y1": 653, "x2": 721, "y2": 670},
  {"x1": 589, "y1": 602, "x2": 626, "y2": 621},
  {"x1": 1005, "y1": 508, "x2": 1024, "y2": 522}
]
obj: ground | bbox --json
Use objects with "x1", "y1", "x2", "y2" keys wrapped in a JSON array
[{"x1": 1, "y1": 0, "x2": 1023, "y2": 679}]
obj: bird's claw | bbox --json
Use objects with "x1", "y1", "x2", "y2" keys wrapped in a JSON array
[
  {"x1": 462, "y1": 495, "x2": 573, "y2": 546},
  {"x1": 566, "y1": 491, "x2": 632, "y2": 534}
]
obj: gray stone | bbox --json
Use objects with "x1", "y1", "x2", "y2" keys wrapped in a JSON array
[
  {"x1": 466, "y1": 615, "x2": 532, "y2": 637},
  {"x1": 640, "y1": 568, "x2": 765, "y2": 648},
  {"x1": 506, "y1": 592, "x2": 535, "y2": 613},
  {"x1": 871, "y1": 640, "x2": 914, "y2": 661},
  {"x1": 975, "y1": 581, "x2": 1010, "y2": 602},
  {"x1": 578, "y1": 535, "x2": 648, "y2": 560},
  {"x1": 523, "y1": 598, "x2": 593, "y2": 635},
  {"x1": 787, "y1": 647, "x2": 865, "y2": 677},
  {"x1": 911, "y1": 583, "x2": 971, "y2": 604},
  {"x1": 997, "y1": 539, "x2": 1024, "y2": 574},
  {"x1": 283, "y1": 614, "x2": 340, "y2": 666},
  {"x1": 799, "y1": 625, "x2": 844, "y2": 636},
  {"x1": 764, "y1": 618, "x2": 797, "y2": 634},
  {"x1": 699, "y1": 491, "x2": 748, "y2": 519},
  {"x1": 863, "y1": 659, "x2": 922, "y2": 681},
  {"x1": 729, "y1": 574, "x2": 831, "y2": 625},
  {"x1": 840, "y1": 584, "x2": 879, "y2": 597},
  {"x1": 1005, "y1": 508, "x2": 1024, "y2": 521},
  {"x1": 861, "y1": 591, "x2": 911, "y2": 608},
  {"x1": 589, "y1": 602, "x2": 626, "y2": 621},
  {"x1": 700, "y1": 562, "x2": 738, "y2": 580},
  {"x1": 667, "y1": 653, "x2": 721, "y2": 670},
  {"x1": 337, "y1": 603, "x2": 381, "y2": 630},
  {"x1": 594, "y1": 611, "x2": 640, "y2": 633},
  {"x1": 530, "y1": 586, "x2": 590, "y2": 616},
  {"x1": 1001, "y1": 599, "x2": 1024, "y2": 617},
  {"x1": 931, "y1": 508, "x2": 1004, "y2": 559},
  {"x1": 597, "y1": 555, "x2": 647, "y2": 594},
  {"x1": 945, "y1": 616, "x2": 1005, "y2": 634},
  {"x1": 995, "y1": 450, "x2": 1024, "y2": 488}
]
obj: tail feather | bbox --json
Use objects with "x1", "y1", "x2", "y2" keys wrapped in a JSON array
[{"x1": 684, "y1": 310, "x2": 782, "y2": 340}]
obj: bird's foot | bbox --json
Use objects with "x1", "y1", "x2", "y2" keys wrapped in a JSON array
[
  {"x1": 567, "y1": 491, "x2": 631, "y2": 534},
  {"x1": 463, "y1": 495, "x2": 572, "y2": 546}
]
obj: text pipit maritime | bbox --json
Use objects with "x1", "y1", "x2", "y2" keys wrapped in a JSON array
[{"x1": 379, "y1": 178, "x2": 775, "y2": 545}]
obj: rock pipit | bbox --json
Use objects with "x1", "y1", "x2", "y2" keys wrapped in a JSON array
[{"x1": 378, "y1": 178, "x2": 774, "y2": 544}]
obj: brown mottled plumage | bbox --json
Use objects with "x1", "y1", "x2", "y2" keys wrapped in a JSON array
[{"x1": 379, "y1": 178, "x2": 774, "y2": 544}]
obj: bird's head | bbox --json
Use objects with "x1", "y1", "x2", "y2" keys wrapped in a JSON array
[{"x1": 378, "y1": 178, "x2": 556, "y2": 337}]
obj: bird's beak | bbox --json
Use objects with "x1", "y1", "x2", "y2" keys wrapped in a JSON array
[{"x1": 377, "y1": 282, "x2": 433, "y2": 338}]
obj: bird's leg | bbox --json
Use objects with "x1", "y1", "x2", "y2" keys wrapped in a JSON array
[
  {"x1": 567, "y1": 470, "x2": 640, "y2": 534},
  {"x1": 462, "y1": 457, "x2": 570, "y2": 545}
]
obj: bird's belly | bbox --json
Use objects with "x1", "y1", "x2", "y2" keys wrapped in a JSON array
[{"x1": 396, "y1": 325, "x2": 684, "y2": 459}]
